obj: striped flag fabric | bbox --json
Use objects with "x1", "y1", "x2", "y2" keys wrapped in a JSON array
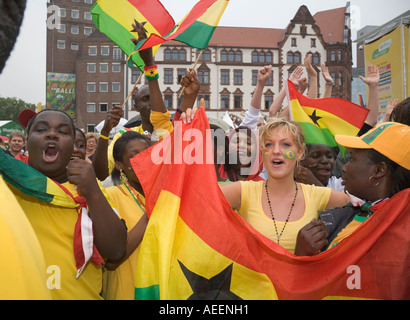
[
  {"x1": 135, "y1": 0, "x2": 229, "y2": 51},
  {"x1": 131, "y1": 108, "x2": 410, "y2": 300},
  {"x1": 90, "y1": 0, "x2": 175, "y2": 70},
  {"x1": 0, "y1": 151, "x2": 103, "y2": 278},
  {"x1": 287, "y1": 80, "x2": 369, "y2": 151}
]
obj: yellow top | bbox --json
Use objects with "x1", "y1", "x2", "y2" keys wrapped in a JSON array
[
  {"x1": 102, "y1": 184, "x2": 146, "y2": 300},
  {"x1": 239, "y1": 181, "x2": 331, "y2": 254},
  {"x1": 107, "y1": 110, "x2": 173, "y2": 174},
  {"x1": 8, "y1": 181, "x2": 106, "y2": 300},
  {"x1": 0, "y1": 176, "x2": 51, "y2": 300}
]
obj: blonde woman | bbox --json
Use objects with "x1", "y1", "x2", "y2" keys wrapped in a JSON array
[
  {"x1": 220, "y1": 118, "x2": 349, "y2": 253},
  {"x1": 85, "y1": 132, "x2": 98, "y2": 163}
]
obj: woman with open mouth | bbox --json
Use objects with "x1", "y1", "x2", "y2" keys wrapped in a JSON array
[{"x1": 220, "y1": 118, "x2": 349, "y2": 254}]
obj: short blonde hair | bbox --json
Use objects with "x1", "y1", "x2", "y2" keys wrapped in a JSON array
[
  {"x1": 85, "y1": 132, "x2": 98, "y2": 141},
  {"x1": 259, "y1": 118, "x2": 306, "y2": 158}
]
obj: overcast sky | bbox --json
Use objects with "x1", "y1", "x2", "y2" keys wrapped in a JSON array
[{"x1": 0, "y1": 0, "x2": 409, "y2": 105}]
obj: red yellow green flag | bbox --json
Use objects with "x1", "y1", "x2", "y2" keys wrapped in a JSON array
[
  {"x1": 131, "y1": 108, "x2": 410, "y2": 300},
  {"x1": 135, "y1": 0, "x2": 229, "y2": 51},
  {"x1": 287, "y1": 80, "x2": 369, "y2": 150},
  {"x1": 90, "y1": 0, "x2": 175, "y2": 70}
]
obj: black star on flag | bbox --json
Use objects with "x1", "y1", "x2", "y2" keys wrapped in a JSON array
[
  {"x1": 309, "y1": 109, "x2": 322, "y2": 127},
  {"x1": 130, "y1": 19, "x2": 148, "y2": 33},
  {"x1": 178, "y1": 260, "x2": 243, "y2": 300}
]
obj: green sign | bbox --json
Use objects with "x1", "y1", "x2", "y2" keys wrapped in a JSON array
[{"x1": 46, "y1": 73, "x2": 76, "y2": 118}]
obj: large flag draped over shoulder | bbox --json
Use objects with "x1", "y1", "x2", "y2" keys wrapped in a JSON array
[
  {"x1": 90, "y1": 0, "x2": 175, "y2": 70},
  {"x1": 287, "y1": 80, "x2": 369, "y2": 151},
  {"x1": 135, "y1": 0, "x2": 229, "y2": 51},
  {"x1": 0, "y1": 151, "x2": 103, "y2": 278},
  {"x1": 131, "y1": 108, "x2": 410, "y2": 300}
]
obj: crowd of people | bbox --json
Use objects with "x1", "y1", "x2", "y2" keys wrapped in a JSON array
[{"x1": 1, "y1": 21, "x2": 409, "y2": 300}]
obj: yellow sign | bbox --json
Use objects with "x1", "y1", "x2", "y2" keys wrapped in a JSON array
[{"x1": 364, "y1": 25, "x2": 409, "y2": 113}]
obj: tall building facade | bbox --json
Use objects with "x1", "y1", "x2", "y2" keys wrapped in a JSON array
[{"x1": 46, "y1": 1, "x2": 352, "y2": 132}]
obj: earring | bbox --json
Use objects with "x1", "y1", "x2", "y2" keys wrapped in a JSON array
[
  {"x1": 120, "y1": 170, "x2": 128, "y2": 183},
  {"x1": 369, "y1": 176, "x2": 380, "y2": 187}
]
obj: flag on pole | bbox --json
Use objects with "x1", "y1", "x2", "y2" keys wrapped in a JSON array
[
  {"x1": 135, "y1": 0, "x2": 229, "y2": 51},
  {"x1": 287, "y1": 80, "x2": 369, "y2": 152},
  {"x1": 90, "y1": 0, "x2": 175, "y2": 70},
  {"x1": 131, "y1": 108, "x2": 410, "y2": 300}
]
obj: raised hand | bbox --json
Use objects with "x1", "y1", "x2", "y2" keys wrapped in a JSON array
[{"x1": 359, "y1": 64, "x2": 380, "y2": 88}]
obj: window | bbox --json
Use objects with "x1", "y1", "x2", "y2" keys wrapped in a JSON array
[
  {"x1": 228, "y1": 51, "x2": 234, "y2": 62},
  {"x1": 87, "y1": 63, "x2": 96, "y2": 73},
  {"x1": 59, "y1": 8, "x2": 66, "y2": 17},
  {"x1": 338, "y1": 50, "x2": 342, "y2": 61},
  {"x1": 203, "y1": 49, "x2": 211, "y2": 61},
  {"x1": 234, "y1": 95, "x2": 242, "y2": 109},
  {"x1": 113, "y1": 47, "x2": 122, "y2": 60},
  {"x1": 101, "y1": 46, "x2": 109, "y2": 56},
  {"x1": 265, "y1": 52, "x2": 272, "y2": 64},
  {"x1": 172, "y1": 49, "x2": 179, "y2": 61},
  {"x1": 164, "y1": 48, "x2": 171, "y2": 61},
  {"x1": 221, "y1": 50, "x2": 227, "y2": 62},
  {"x1": 71, "y1": 10, "x2": 79, "y2": 19},
  {"x1": 266, "y1": 73, "x2": 273, "y2": 86},
  {"x1": 294, "y1": 52, "x2": 301, "y2": 64},
  {"x1": 252, "y1": 70, "x2": 258, "y2": 86},
  {"x1": 57, "y1": 40, "x2": 65, "y2": 49},
  {"x1": 330, "y1": 50, "x2": 336, "y2": 61},
  {"x1": 311, "y1": 39, "x2": 316, "y2": 48},
  {"x1": 198, "y1": 70, "x2": 209, "y2": 84},
  {"x1": 312, "y1": 53, "x2": 320, "y2": 65},
  {"x1": 132, "y1": 69, "x2": 141, "y2": 83},
  {"x1": 99, "y1": 63, "x2": 108, "y2": 73},
  {"x1": 291, "y1": 38, "x2": 297, "y2": 47},
  {"x1": 252, "y1": 51, "x2": 258, "y2": 63},
  {"x1": 84, "y1": 27, "x2": 92, "y2": 36},
  {"x1": 87, "y1": 82, "x2": 96, "y2": 92},
  {"x1": 221, "y1": 70, "x2": 229, "y2": 85},
  {"x1": 179, "y1": 49, "x2": 186, "y2": 61},
  {"x1": 84, "y1": 12, "x2": 92, "y2": 20},
  {"x1": 112, "y1": 63, "x2": 121, "y2": 73},
  {"x1": 58, "y1": 24, "x2": 66, "y2": 33},
  {"x1": 86, "y1": 124, "x2": 95, "y2": 133},
  {"x1": 265, "y1": 95, "x2": 273, "y2": 110},
  {"x1": 99, "y1": 103, "x2": 108, "y2": 112},
  {"x1": 71, "y1": 26, "x2": 79, "y2": 34},
  {"x1": 235, "y1": 51, "x2": 242, "y2": 62},
  {"x1": 88, "y1": 46, "x2": 97, "y2": 56},
  {"x1": 164, "y1": 94, "x2": 173, "y2": 109},
  {"x1": 112, "y1": 82, "x2": 121, "y2": 92},
  {"x1": 259, "y1": 52, "x2": 265, "y2": 63},
  {"x1": 234, "y1": 70, "x2": 242, "y2": 85},
  {"x1": 87, "y1": 103, "x2": 96, "y2": 113},
  {"x1": 164, "y1": 69, "x2": 173, "y2": 84},
  {"x1": 84, "y1": 0, "x2": 93, "y2": 4},
  {"x1": 70, "y1": 42, "x2": 79, "y2": 50},
  {"x1": 287, "y1": 52, "x2": 294, "y2": 64},
  {"x1": 99, "y1": 82, "x2": 108, "y2": 92},
  {"x1": 221, "y1": 95, "x2": 229, "y2": 109},
  {"x1": 339, "y1": 72, "x2": 343, "y2": 86}
]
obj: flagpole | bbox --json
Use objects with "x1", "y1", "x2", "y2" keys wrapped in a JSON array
[
  {"x1": 178, "y1": 49, "x2": 204, "y2": 98},
  {"x1": 121, "y1": 73, "x2": 143, "y2": 110}
]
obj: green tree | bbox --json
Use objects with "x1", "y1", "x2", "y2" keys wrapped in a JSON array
[{"x1": 0, "y1": 97, "x2": 36, "y2": 124}]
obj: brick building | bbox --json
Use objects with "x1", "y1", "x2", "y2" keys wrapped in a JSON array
[{"x1": 47, "y1": 1, "x2": 352, "y2": 131}]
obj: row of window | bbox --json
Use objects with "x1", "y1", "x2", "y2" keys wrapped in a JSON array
[
  {"x1": 291, "y1": 37, "x2": 318, "y2": 48},
  {"x1": 287, "y1": 52, "x2": 320, "y2": 65},
  {"x1": 161, "y1": 69, "x2": 273, "y2": 86},
  {"x1": 58, "y1": 8, "x2": 92, "y2": 20},
  {"x1": 58, "y1": 24, "x2": 92, "y2": 36},
  {"x1": 87, "y1": 62, "x2": 122, "y2": 73},
  {"x1": 86, "y1": 102, "x2": 119, "y2": 113},
  {"x1": 87, "y1": 82, "x2": 121, "y2": 93}
]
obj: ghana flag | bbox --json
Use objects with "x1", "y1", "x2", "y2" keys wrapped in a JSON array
[
  {"x1": 0, "y1": 151, "x2": 103, "y2": 278},
  {"x1": 90, "y1": 0, "x2": 175, "y2": 70},
  {"x1": 287, "y1": 80, "x2": 369, "y2": 152},
  {"x1": 131, "y1": 108, "x2": 410, "y2": 300},
  {"x1": 135, "y1": 0, "x2": 229, "y2": 51}
]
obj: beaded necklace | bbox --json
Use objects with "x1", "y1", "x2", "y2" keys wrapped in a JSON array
[
  {"x1": 122, "y1": 181, "x2": 146, "y2": 215},
  {"x1": 264, "y1": 180, "x2": 298, "y2": 245}
]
